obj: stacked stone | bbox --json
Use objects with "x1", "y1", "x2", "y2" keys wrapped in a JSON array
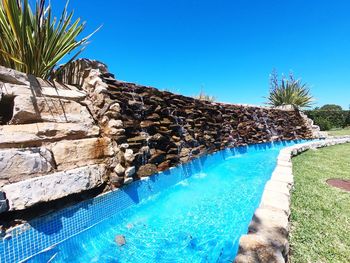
[
  {"x1": 76, "y1": 64, "x2": 137, "y2": 188},
  {"x1": 0, "y1": 65, "x2": 111, "y2": 212},
  {"x1": 0, "y1": 59, "x2": 317, "y2": 214},
  {"x1": 60, "y1": 59, "x2": 315, "y2": 192},
  {"x1": 91, "y1": 73, "x2": 314, "y2": 180}
]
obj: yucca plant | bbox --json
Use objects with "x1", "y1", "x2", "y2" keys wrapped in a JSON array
[
  {"x1": 0, "y1": 0, "x2": 97, "y2": 79},
  {"x1": 267, "y1": 71, "x2": 314, "y2": 109},
  {"x1": 194, "y1": 89, "x2": 216, "y2": 102}
]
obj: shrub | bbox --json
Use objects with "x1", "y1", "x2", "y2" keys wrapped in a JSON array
[
  {"x1": 319, "y1": 104, "x2": 343, "y2": 111},
  {"x1": 267, "y1": 71, "x2": 314, "y2": 109},
  {"x1": 0, "y1": 0, "x2": 97, "y2": 79},
  {"x1": 306, "y1": 109, "x2": 349, "y2": 130},
  {"x1": 345, "y1": 111, "x2": 350, "y2": 127},
  {"x1": 314, "y1": 117, "x2": 332, "y2": 131}
]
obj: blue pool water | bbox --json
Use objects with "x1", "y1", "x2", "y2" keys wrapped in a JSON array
[{"x1": 2, "y1": 140, "x2": 307, "y2": 263}]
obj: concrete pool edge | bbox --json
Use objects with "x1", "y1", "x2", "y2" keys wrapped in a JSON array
[{"x1": 234, "y1": 136, "x2": 350, "y2": 263}]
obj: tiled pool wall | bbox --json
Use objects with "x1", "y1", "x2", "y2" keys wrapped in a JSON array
[{"x1": 0, "y1": 140, "x2": 306, "y2": 263}]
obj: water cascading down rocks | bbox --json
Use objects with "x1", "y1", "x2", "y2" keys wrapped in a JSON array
[{"x1": 0, "y1": 59, "x2": 317, "y2": 215}]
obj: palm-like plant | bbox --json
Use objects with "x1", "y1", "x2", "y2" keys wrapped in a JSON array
[
  {"x1": 0, "y1": 0, "x2": 97, "y2": 79},
  {"x1": 267, "y1": 71, "x2": 314, "y2": 109}
]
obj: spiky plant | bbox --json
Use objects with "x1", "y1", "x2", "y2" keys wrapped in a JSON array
[
  {"x1": 267, "y1": 71, "x2": 314, "y2": 109},
  {"x1": 194, "y1": 89, "x2": 216, "y2": 102},
  {"x1": 0, "y1": 0, "x2": 97, "y2": 79}
]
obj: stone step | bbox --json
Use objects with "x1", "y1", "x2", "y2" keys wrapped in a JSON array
[
  {"x1": 0, "y1": 122, "x2": 100, "y2": 148},
  {"x1": 10, "y1": 96, "x2": 94, "y2": 125},
  {"x1": 49, "y1": 138, "x2": 113, "y2": 170},
  {"x1": 2, "y1": 164, "x2": 106, "y2": 211},
  {"x1": 2, "y1": 82, "x2": 87, "y2": 101}
]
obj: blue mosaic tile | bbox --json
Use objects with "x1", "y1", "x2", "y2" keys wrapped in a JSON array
[{"x1": 0, "y1": 139, "x2": 308, "y2": 263}]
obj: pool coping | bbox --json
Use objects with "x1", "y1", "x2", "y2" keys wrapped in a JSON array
[{"x1": 234, "y1": 135, "x2": 350, "y2": 263}]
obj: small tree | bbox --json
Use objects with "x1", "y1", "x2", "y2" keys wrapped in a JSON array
[{"x1": 267, "y1": 70, "x2": 314, "y2": 109}]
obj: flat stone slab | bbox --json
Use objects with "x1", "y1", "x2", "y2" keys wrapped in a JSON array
[
  {"x1": 50, "y1": 138, "x2": 113, "y2": 169},
  {"x1": 40, "y1": 87, "x2": 87, "y2": 101},
  {"x1": 264, "y1": 180, "x2": 291, "y2": 195},
  {"x1": 0, "y1": 66, "x2": 30, "y2": 85},
  {"x1": 249, "y1": 207, "x2": 289, "y2": 236},
  {"x1": 2, "y1": 164, "x2": 106, "y2": 211},
  {"x1": 1, "y1": 82, "x2": 87, "y2": 101},
  {"x1": 235, "y1": 234, "x2": 285, "y2": 263},
  {"x1": 260, "y1": 190, "x2": 290, "y2": 215},
  {"x1": 0, "y1": 147, "x2": 55, "y2": 184},
  {"x1": 10, "y1": 96, "x2": 94, "y2": 124},
  {"x1": 0, "y1": 122, "x2": 100, "y2": 148},
  {"x1": 276, "y1": 159, "x2": 292, "y2": 168},
  {"x1": 271, "y1": 168, "x2": 294, "y2": 184},
  {"x1": 277, "y1": 153, "x2": 291, "y2": 162}
]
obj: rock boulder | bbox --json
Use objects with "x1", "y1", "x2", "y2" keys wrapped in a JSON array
[{"x1": 0, "y1": 147, "x2": 55, "y2": 183}]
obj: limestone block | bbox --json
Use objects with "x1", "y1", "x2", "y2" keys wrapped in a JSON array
[
  {"x1": 0, "y1": 123, "x2": 100, "y2": 148},
  {"x1": 264, "y1": 180, "x2": 291, "y2": 196},
  {"x1": 124, "y1": 177, "x2": 133, "y2": 184},
  {"x1": 249, "y1": 207, "x2": 289, "y2": 236},
  {"x1": 276, "y1": 159, "x2": 292, "y2": 168},
  {"x1": 10, "y1": 96, "x2": 94, "y2": 124},
  {"x1": 114, "y1": 163, "x2": 125, "y2": 176},
  {"x1": 109, "y1": 103, "x2": 121, "y2": 112},
  {"x1": 3, "y1": 164, "x2": 106, "y2": 211},
  {"x1": 279, "y1": 148, "x2": 292, "y2": 155},
  {"x1": 271, "y1": 166, "x2": 293, "y2": 184},
  {"x1": 110, "y1": 173, "x2": 124, "y2": 187},
  {"x1": 108, "y1": 119, "x2": 123, "y2": 129},
  {"x1": 50, "y1": 138, "x2": 113, "y2": 169},
  {"x1": 1, "y1": 83, "x2": 32, "y2": 96},
  {"x1": 235, "y1": 234, "x2": 285, "y2": 263},
  {"x1": 0, "y1": 66, "x2": 30, "y2": 85},
  {"x1": 125, "y1": 166, "x2": 135, "y2": 177},
  {"x1": 0, "y1": 147, "x2": 55, "y2": 183},
  {"x1": 124, "y1": 149, "x2": 135, "y2": 163},
  {"x1": 1, "y1": 82, "x2": 87, "y2": 101},
  {"x1": 40, "y1": 87, "x2": 87, "y2": 101},
  {"x1": 260, "y1": 190, "x2": 290, "y2": 215},
  {"x1": 277, "y1": 153, "x2": 291, "y2": 162}
]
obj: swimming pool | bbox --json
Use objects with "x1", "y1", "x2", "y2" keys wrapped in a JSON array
[{"x1": 1, "y1": 140, "x2": 307, "y2": 263}]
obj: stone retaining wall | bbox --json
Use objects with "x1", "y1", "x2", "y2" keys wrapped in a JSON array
[
  {"x1": 70, "y1": 59, "x2": 315, "y2": 187},
  {"x1": 0, "y1": 65, "x2": 107, "y2": 213},
  {"x1": 234, "y1": 136, "x2": 350, "y2": 263},
  {"x1": 0, "y1": 60, "x2": 317, "y2": 215}
]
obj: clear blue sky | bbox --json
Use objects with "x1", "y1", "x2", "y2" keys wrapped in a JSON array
[{"x1": 55, "y1": 0, "x2": 350, "y2": 109}]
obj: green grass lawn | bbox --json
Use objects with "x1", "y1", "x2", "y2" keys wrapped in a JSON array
[
  {"x1": 327, "y1": 127, "x2": 350, "y2": 136},
  {"x1": 290, "y1": 143, "x2": 350, "y2": 263}
]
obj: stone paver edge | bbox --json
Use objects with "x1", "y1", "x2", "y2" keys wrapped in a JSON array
[{"x1": 234, "y1": 136, "x2": 350, "y2": 263}]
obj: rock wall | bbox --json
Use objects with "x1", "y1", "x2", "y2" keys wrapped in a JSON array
[
  {"x1": 0, "y1": 60, "x2": 316, "y2": 215},
  {"x1": 72, "y1": 60, "x2": 314, "y2": 185},
  {"x1": 0, "y1": 65, "x2": 109, "y2": 213}
]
